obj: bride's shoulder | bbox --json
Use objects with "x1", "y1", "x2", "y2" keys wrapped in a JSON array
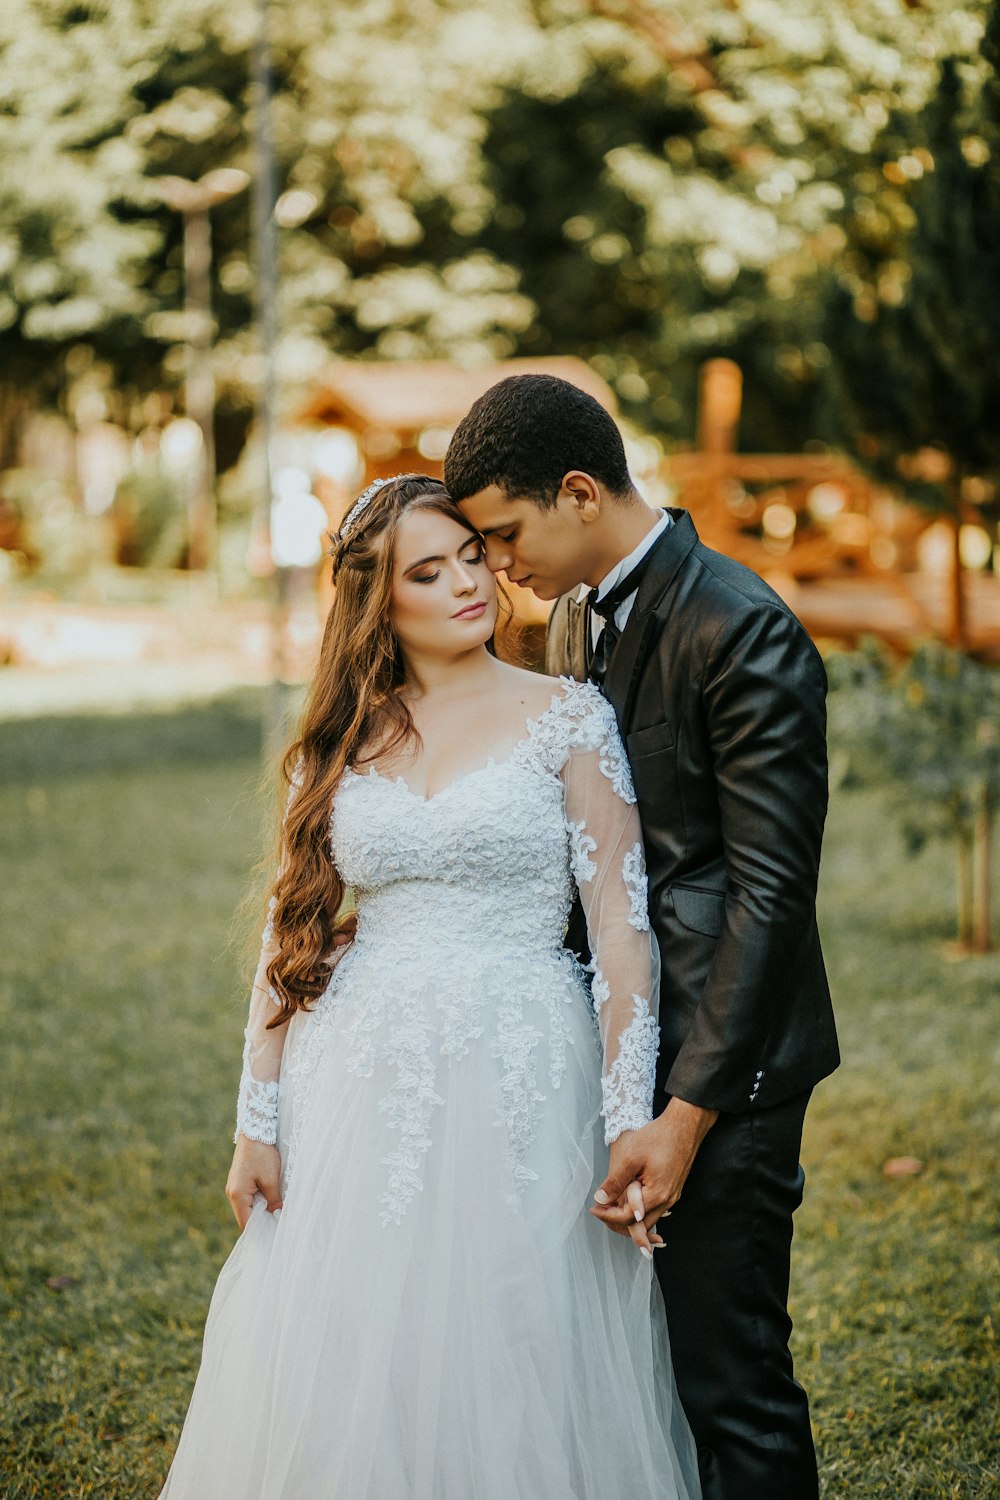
[
  {"x1": 498, "y1": 667, "x2": 617, "y2": 759},
  {"x1": 497, "y1": 665, "x2": 604, "y2": 719}
]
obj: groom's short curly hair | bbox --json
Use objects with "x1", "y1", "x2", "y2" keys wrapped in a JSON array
[{"x1": 444, "y1": 374, "x2": 632, "y2": 510}]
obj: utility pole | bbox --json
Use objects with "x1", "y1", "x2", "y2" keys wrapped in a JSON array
[
  {"x1": 251, "y1": 0, "x2": 292, "y2": 754},
  {"x1": 155, "y1": 169, "x2": 249, "y2": 575}
]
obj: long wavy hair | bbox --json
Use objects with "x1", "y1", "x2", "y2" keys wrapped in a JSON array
[{"x1": 263, "y1": 473, "x2": 495, "y2": 1029}]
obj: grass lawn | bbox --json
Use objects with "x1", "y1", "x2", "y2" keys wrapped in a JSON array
[{"x1": 0, "y1": 695, "x2": 996, "y2": 1498}]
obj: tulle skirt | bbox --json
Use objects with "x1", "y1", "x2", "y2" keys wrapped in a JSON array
[{"x1": 159, "y1": 946, "x2": 701, "y2": 1499}]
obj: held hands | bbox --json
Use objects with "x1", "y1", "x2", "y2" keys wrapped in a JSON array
[
  {"x1": 591, "y1": 1097, "x2": 719, "y2": 1251},
  {"x1": 226, "y1": 1136, "x2": 283, "y2": 1231}
]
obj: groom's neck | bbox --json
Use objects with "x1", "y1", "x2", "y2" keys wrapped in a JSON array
[{"x1": 585, "y1": 497, "x2": 663, "y2": 588}]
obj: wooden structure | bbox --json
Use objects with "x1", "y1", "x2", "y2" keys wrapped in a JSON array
[
  {"x1": 297, "y1": 357, "x2": 617, "y2": 629},
  {"x1": 299, "y1": 357, "x2": 615, "y2": 463},
  {"x1": 663, "y1": 361, "x2": 1000, "y2": 656},
  {"x1": 295, "y1": 354, "x2": 1000, "y2": 657}
]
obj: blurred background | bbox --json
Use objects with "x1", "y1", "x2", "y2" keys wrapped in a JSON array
[{"x1": 0, "y1": 1, "x2": 997, "y2": 1495}]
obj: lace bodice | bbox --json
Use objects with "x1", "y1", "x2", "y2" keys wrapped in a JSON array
[{"x1": 235, "y1": 679, "x2": 659, "y2": 1175}]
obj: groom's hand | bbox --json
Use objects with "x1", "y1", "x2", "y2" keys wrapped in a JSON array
[{"x1": 591, "y1": 1097, "x2": 719, "y2": 1234}]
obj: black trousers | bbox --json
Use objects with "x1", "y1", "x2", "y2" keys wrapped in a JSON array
[{"x1": 653, "y1": 1089, "x2": 818, "y2": 1500}]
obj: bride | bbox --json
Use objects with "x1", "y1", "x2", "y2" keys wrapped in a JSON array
[{"x1": 159, "y1": 473, "x2": 700, "y2": 1499}]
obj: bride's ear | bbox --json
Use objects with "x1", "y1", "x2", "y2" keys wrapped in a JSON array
[{"x1": 559, "y1": 471, "x2": 602, "y2": 523}]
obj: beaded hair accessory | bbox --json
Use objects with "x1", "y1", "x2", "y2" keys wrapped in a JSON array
[
  {"x1": 338, "y1": 477, "x2": 391, "y2": 541},
  {"x1": 330, "y1": 472, "x2": 425, "y2": 579}
]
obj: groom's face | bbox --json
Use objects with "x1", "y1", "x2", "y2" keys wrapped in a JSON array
[{"x1": 457, "y1": 483, "x2": 596, "y2": 602}]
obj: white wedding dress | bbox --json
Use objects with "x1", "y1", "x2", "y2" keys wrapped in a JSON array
[{"x1": 160, "y1": 679, "x2": 700, "y2": 1500}]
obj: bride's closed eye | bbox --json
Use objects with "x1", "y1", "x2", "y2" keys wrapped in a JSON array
[{"x1": 413, "y1": 545, "x2": 485, "y2": 584}]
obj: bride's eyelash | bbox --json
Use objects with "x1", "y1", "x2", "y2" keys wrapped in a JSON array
[{"x1": 414, "y1": 547, "x2": 484, "y2": 584}]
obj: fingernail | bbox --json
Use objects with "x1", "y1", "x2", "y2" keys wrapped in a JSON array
[
  {"x1": 633, "y1": 1209, "x2": 644, "y2": 1223},
  {"x1": 594, "y1": 1189, "x2": 610, "y2": 1205},
  {"x1": 640, "y1": 1247, "x2": 653, "y2": 1260}
]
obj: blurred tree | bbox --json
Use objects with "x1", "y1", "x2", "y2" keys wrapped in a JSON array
[
  {"x1": 0, "y1": 0, "x2": 158, "y2": 456},
  {"x1": 476, "y1": 0, "x2": 985, "y2": 443},
  {"x1": 815, "y1": 1, "x2": 1000, "y2": 644},
  {"x1": 0, "y1": 0, "x2": 991, "y2": 473},
  {"x1": 830, "y1": 644, "x2": 999, "y2": 953},
  {"x1": 821, "y1": 1, "x2": 1000, "y2": 500}
]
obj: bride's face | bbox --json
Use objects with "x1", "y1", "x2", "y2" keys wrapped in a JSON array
[{"x1": 390, "y1": 507, "x2": 497, "y2": 660}]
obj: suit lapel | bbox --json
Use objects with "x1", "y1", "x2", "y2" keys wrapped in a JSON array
[
  {"x1": 602, "y1": 613, "x2": 655, "y2": 728},
  {"x1": 601, "y1": 510, "x2": 699, "y2": 729},
  {"x1": 563, "y1": 592, "x2": 592, "y2": 681}
]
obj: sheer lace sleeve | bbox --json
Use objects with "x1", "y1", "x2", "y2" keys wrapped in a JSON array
[
  {"x1": 234, "y1": 766, "x2": 301, "y2": 1147},
  {"x1": 557, "y1": 684, "x2": 659, "y2": 1144},
  {"x1": 234, "y1": 898, "x2": 286, "y2": 1145}
]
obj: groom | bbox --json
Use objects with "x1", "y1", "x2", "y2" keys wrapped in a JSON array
[{"x1": 445, "y1": 374, "x2": 839, "y2": 1500}]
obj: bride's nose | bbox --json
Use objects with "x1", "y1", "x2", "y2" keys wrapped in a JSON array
[{"x1": 451, "y1": 560, "x2": 477, "y2": 594}]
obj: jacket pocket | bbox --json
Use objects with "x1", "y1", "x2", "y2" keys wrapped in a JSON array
[
  {"x1": 627, "y1": 719, "x2": 675, "y2": 759},
  {"x1": 670, "y1": 883, "x2": 726, "y2": 937}
]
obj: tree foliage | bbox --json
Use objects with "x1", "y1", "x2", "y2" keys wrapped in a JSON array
[
  {"x1": 0, "y1": 0, "x2": 994, "y2": 467},
  {"x1": 822, "y1": 0, "x2": 1000, "y2": 510},
  {"x1": 830, "y1": 642, "x2": 1000, "y2": 951}
]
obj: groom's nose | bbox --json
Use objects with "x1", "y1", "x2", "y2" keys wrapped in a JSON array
[{"x1": 484, "y1": 536, "x2": 512, "y2": 573}]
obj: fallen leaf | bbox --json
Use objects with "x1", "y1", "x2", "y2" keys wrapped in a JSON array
[{"x1": 883, "y1": 1156, "x2": 924, "y2": 1178}]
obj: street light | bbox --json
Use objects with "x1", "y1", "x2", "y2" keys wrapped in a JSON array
[{"x1": 154, "y1": 168, "x2": 250, "y2": 574}]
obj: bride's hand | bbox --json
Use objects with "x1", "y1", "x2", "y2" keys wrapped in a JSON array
[
  {"x1": 600, "y1": 1135, "x2": 665, "y2": 1259},
  {"x1": 226, "y1": 1137, "x2": 283, "y2": 1231},
  {"x1": 591, "y1": 1099, "x2": 719, "y2": 1244}
]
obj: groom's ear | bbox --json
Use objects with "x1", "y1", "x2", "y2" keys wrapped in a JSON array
[{"x1": 559, "y1": 471, "x2": 603, "y2": 523}]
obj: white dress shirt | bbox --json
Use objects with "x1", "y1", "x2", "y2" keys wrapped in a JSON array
[{"x1": 584, "y1": 509, "x2": 673, "y2": 648}]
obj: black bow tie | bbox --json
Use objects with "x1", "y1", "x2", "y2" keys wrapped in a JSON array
[{"x1": 587, "y1": 547, "x2": 656, "y2": 685}]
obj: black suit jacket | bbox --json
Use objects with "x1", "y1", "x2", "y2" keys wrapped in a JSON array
[{"x1": 546, "y1": 510, "x2": 839, "y2": 1115}]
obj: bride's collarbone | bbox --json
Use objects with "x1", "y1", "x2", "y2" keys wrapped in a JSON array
[
  {"x1": 361, "y1": 681, "x2": 561, "y2": 800},
  {"x1": 366, "y1": 734, "x2": 521, "y2": 801}
]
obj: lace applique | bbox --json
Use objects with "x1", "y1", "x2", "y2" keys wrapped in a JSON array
[
  {"x1": 439, "y1": 988, "x2": 486, "y2": 1059},
  {"x1": 491, "y1": 993, "x2": 545, "y2": 1204},
  {"x1": 379, "y1": 991, "x2": 445, "y2": 1227},
  {"x1": 234, "y1": 1030, "x2": 280, "y2": 1144},
  {"x1": 567, "y1": 818, "x2": 598, "y2": 885},
  {"x1": 601, "y1": 997, "x2": 659, "y2": 1144},
  {"x1": 538, "y1": 678, "x2": 634, "y2": 801},
  {"x1": 591, "y1": 967, "x2": 611, "y2": 1015},
  {"x1": 282, "y1": 954, "x2": 359, "y2": 1180},
  {"x1": 539, "y1": 955, "x2": 579, "y2": 1090},
  {"x1": 510, "y1": 677, "x2": 620, "y2": 777},
  {"x1": 598, "y1": 734, "x2": 635, "y2": 804},
  {"x1": 622, "y1": 843, "x2": 650, "y2": 931}
]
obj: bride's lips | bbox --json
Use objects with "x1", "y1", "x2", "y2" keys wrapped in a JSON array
[{"x1": 452, "y1": 600, "x2": 487, "y2": 619}]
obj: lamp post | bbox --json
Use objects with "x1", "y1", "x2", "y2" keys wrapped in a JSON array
[
  {"x1": 250, "y1": 0, "x2": 292, "y2": 753},
  {"x1": 154, "y1": 168, "x2": 250, "y2": 574}
]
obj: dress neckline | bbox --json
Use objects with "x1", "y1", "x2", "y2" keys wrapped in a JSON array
[{"x1": 344, "y1": 676, "x2": 581, "y2": 806}]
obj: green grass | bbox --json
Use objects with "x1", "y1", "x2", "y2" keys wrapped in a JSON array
[{"x1": 0, "y1": 697, "x2": 997, "y2": 1498}]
